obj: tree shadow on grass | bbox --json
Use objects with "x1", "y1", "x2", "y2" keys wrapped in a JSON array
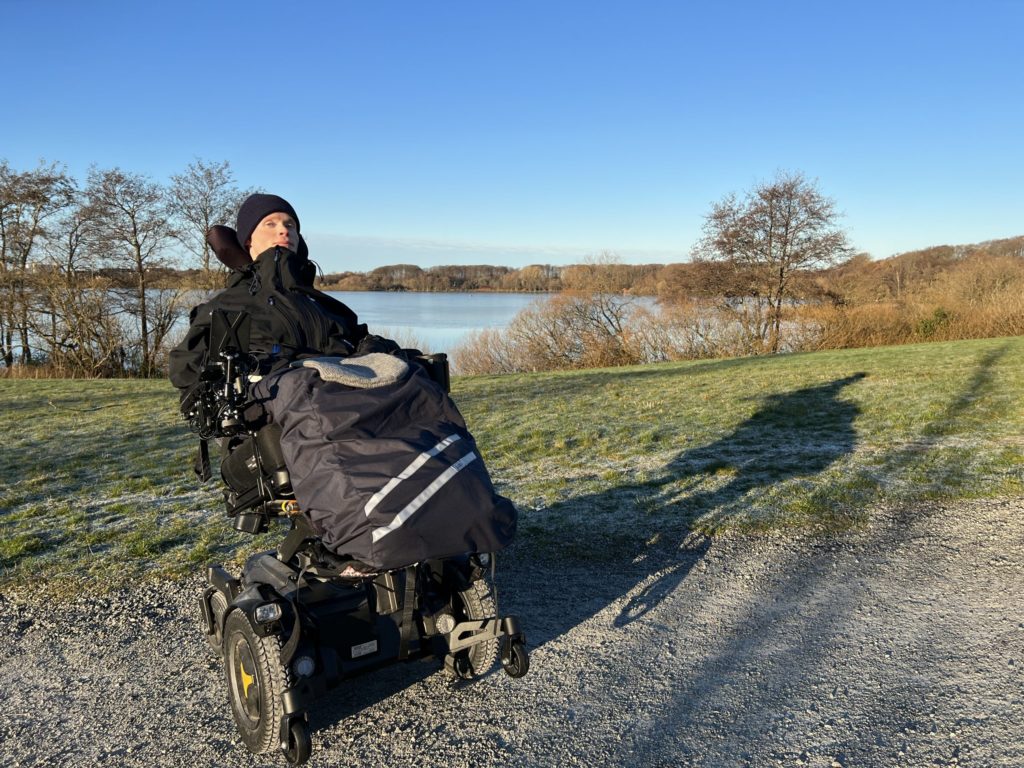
[
  {"x1": 630, "y1": 342, "x2": 1016, "y2": 766},
  {"x1": 514, "y1": 372, "x2": 868, "y2": 645},
  {"x1": 614, "y1": 372, "x2": 867, "y2": 626}
]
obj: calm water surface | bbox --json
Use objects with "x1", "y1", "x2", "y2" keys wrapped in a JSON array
[{"x1": 328, "y1": 291, "x2": 552, "y2": 352}]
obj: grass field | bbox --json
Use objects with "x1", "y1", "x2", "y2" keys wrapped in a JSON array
[{"x1": 2, "y1": 336, "x2": 1022, "y2": 595}]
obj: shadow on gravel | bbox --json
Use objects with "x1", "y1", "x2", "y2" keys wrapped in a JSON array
[{"x1": 304, "y1": 656, "x2": 440, "y2": 739}]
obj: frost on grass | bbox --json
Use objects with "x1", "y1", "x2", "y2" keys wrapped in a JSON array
[
  {"x1": 0, "y1": 481, "x2": 228, "y2": 588},
  {"x1": 502, "y1": 429, "x2": 1022, "y2": 538}
]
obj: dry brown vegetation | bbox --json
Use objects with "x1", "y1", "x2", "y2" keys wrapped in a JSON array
[
  {"x1": 454, "y1": 237, "x2": 1024, "y2": 374},
  {"x1": 454, "y1": 174, "x2": 1024, "y2": 375},
  {"x1": 807, "y1": 240, "x2": 1024, "y2": 350}
]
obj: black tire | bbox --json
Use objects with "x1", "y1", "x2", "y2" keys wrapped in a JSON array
[
  {"x1": 205, "y1": 590, "x2": 229, "y2": 655},
  {"x1": 223, "y1": 610, "x2": 291, "y2": 755},
  {"x1": 503, "y1": 640, "x2": 530, "y2": 678},
  {"x1": 449, "y1": 579, "x2": 499, "y2": 678},
  {"x1": 284, "y1": 719, "x2": 312, "y2": 766}
]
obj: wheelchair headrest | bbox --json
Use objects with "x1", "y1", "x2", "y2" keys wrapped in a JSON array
[{"x1": 207, "y1": 225, "x2": 310, "y2": 271}]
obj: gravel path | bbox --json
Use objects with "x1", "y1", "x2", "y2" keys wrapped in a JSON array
[{"x1": 2, "y1": 497, "x2": 1022, "y2": 768}]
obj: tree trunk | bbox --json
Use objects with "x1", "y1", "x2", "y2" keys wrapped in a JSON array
[
  {"x1": 137, "y1": 249, "x2": 150, "y2": 377},
  {"x1": 2, "y1": 327, "x2": 11, "y2": 368},
  {"x1": 18, "y1": 321, "x2": 31, "y2": 364}
]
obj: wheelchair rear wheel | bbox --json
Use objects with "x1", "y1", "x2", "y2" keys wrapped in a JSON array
[
  {"x1": 204, "y1": 589, "x2": 229, "y2": 655},
  {"x1": 223, "y1": 610, "x2": 291, "y2": 755}
]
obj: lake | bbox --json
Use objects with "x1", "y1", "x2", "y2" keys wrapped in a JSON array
[{"x1": 327, "y1": 291, "x2": 553, "y2": 353}]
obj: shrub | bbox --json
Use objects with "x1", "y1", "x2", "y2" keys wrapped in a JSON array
[
  {"x1": 453, "y1": 292, "x2": 640, "y2": 373},
  {"x1": 453, "y1": 294, "x2": 760, "y2": 374}
]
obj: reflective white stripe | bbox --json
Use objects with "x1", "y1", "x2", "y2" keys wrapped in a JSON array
[
  {"x1": 371, "y1": 452, "x2": 478, "y2": 543},
  {"x1": 363, "y1": 434, "x2": 462, "y2": 516}
]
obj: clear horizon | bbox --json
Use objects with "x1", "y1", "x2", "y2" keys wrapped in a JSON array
[{"x1": 5, "y1": 1, "x2": 1021, "y2": 271}]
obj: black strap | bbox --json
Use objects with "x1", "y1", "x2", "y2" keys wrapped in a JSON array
[
  {"x1": 490, "y1": 553, "x2": 499, "y2": 615},
  {"x1": 194, "y1": 438, "x2": 211, "y2": 481},
  {"x1": 279, "y1": 564, "x2": 308, "y2": 668},
  {"x1": 398, "y1": 565, "x2": 417, "y2": 660}
]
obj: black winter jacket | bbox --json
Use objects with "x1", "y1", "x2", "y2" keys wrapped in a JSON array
[{"x1": 168, "y1": 246, "x2": 368, "y2": 393}]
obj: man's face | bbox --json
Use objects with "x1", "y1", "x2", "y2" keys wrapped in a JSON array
[{"x1": 247, "y1": 212, "x2": 299, "y2": 259}]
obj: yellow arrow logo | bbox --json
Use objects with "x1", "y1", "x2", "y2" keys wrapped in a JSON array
[{"x1": 239, "y1": 660, "x2": 255, "y2": 699}]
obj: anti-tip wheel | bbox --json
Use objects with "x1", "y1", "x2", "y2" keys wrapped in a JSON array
[
  {"x1": 283, "y1": 718, "x2": 312, "y2": 766},
  {"x1": 502, "y1": 640, "x2": 530, "y2": 678}
]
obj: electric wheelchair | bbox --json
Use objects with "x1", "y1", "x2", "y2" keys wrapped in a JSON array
[{"x1": 182, "y1": 310, "x2": 529, "y2": 765}]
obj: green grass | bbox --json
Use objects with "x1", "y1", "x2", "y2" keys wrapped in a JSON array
[
  {"x1": 0, "y1": 378, "x2": 279, "y2": 595},
  {"x1": 456, "y1": 336, "x2": 1024, "y2": 555},
  {"x1": 2, "y1": 336, "x2": 1023, "y2": 595}
]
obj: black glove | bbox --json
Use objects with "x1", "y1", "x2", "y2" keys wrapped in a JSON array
[{"x1": 356, "y1": 334, "x2": 402, "y2": 356}]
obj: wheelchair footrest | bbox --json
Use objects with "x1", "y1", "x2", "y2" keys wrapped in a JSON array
[{"x1": 446, "y1": 615, "x2": 521, "y2": 653}]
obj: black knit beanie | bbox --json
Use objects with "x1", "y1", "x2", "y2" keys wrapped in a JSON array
[{"x1": 235, "y1": 194, "x2": 300, "y2": 249}]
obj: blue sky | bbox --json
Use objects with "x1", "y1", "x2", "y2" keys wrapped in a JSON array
[{"x1": 4, "y1": 1, "x2": 1022, "y2": 271}]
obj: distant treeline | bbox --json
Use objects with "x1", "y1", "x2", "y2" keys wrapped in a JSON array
[
  {"x1": 316, "y1": 235, "x2": 1024, "y2": 304},
  {"x1": 320, "y1": 262, "x2": 665, "y2": 294},
  {"x1": 819, "y1": 237, "x2": 1024, "y2": 303}
]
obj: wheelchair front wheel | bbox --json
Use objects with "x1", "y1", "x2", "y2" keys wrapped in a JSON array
[
  {"x1": 284, "y1": 718, "x2": 312, "y2": 766},
  {"x1": 502, "y1": 638, "x2": 530, "y2": 678}
]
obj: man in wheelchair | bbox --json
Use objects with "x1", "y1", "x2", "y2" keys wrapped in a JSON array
[{"x1": 168, "y1": 194, "x2": 528, "y2": 765}]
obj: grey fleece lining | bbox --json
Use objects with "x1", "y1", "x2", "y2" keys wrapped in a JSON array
[{"x1": 291, "y1": 353, "x2": 409, "y2": 388}]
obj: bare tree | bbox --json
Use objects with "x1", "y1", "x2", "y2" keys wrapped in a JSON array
[
  {"x1": 0, "y1": 160, "x2": 75, "y2": 366},
  {"x1": 166, "y1": 159, "x2": 252, "y2": 288},
  {"x1": 85, "y1": 167, "x2": 181, "y2": 377},
  {"x1": 30, "y1": 202, "x2": 128, "y2": 376},
  {"x1": 694, "y1": 171, "x2": 852, "y2": 353}
]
